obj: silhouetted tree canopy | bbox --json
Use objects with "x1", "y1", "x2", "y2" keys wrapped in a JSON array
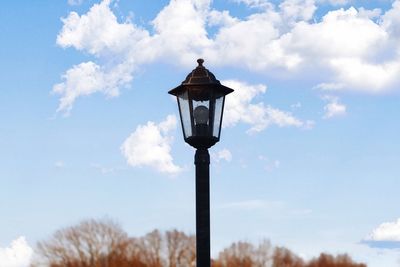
[
  {"x1": 214, "y1": 240, "x2": 272, "y2": 267},
  {"x1": 272, "y1": 246, "x2": 304, "y2": 267},
  {"x1": 32, "y1": 218, "x2": 367, "y2": 267},
  {"x1": 306, "y1": 253, "x2": 366, "y2": 267}
]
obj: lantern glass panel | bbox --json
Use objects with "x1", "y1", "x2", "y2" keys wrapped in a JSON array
[
  {"x1": 192, "y1": 99, "x2": 211, "y2": 137},
  {"x1": 177, "y1": 91, "x2": 192, "y2": 138},
  {"x1": 212, "y1": 94, "x2": 225, "y2": 138}
]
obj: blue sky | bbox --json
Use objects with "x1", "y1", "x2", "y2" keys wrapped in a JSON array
[{"x1": 1, "y1": 0, "x2": 400, "y2": 266}]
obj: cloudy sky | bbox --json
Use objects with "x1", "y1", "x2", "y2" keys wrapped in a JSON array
[{"x1": 1, "y1": 0, "x2": 400, "y2": 266}]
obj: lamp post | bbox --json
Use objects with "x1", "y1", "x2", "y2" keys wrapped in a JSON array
[{"x1": 169, "y1": 59, "x2": 234, "y2": 267}]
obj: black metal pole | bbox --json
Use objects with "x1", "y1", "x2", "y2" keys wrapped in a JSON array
[{"x1": 195, "y1": 148, "x2": 211, "y2": 267}]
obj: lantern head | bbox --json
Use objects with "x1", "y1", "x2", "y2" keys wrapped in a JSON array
[{"x1": 169, "y1": 59, "x2": 234, "y2": 149}]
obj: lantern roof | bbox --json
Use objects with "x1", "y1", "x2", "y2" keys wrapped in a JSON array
[{"x1": 168, "y1": 59, "x2": 234, "y2": 96}]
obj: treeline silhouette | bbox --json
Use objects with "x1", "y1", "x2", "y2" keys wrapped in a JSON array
[{"x1": 31, "y1": 218, "x2": 366, "y2": 267}]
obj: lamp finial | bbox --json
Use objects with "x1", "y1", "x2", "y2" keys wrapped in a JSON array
[{"x1": 197, "y1": 58, "x2": 204, "y2": 67}]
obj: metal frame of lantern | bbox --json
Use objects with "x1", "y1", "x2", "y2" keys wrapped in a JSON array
[{"x1": 169, "y1": 59, "x2": 234, "y2": 149}]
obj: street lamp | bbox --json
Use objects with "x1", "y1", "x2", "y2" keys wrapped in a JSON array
[{"x1": 169, "y1": 59, "x2": 234, "y2": 267}]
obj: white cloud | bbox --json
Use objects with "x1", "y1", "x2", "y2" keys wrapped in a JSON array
[
  {"x1": 54, "y1": 0, "x2": 400, "y2": 113},
  {"x1": 150, "y1": 0, "x2": 213, "y2": 67},
  {"x1": 232, "y1": 0, "x2": 272, "y2": 10},
  {"x1": 313, "y1": 82, "x2": 344, "y2": 91},
  {"x1": 222, "y1": 80, "x2": 313, "y2": 133},
  {"x1": 54, "y1": 161, "x2": 65, "y2": 168},
  {"x1": 68, "y1": 0, "x2": 83, "y2": 6},
  {"x1": 57, "y1": 0, "x2": 150, "y2": 57},
  {"x1": 285, "y1": 6, "x2": 400, "y2": 93},
  {"x1": 328, "y1": 58, "x2": 400, "y2": 93},
  {"x1": 258, "y1": 155, "x2": 281, "y2": 171},
  {"x1": 121, "y1": 115, "x2": 182, "y2": 175},
  {"x1": 279, "y1": 0, "x2": 316, "y2": 23},
  {"x1": 207, "y1": 10, "x2": 238, "y2": 27},
  {"x1": 52, "y1": 61, "x2": 132, "y2": 115},
  {"x1": 322, "y1": 95, "x2": 346, "y2": 118},
  {"x1": 358, "y1": 7, "x2": 381, "y2": 20},
  {"x1": 0, "y1": 237, "x2": 33, "y2": 267},
  {"x1": 286, "y1": 7, "x2": 387, "y2": 60},
  {"x1": 206, "y1": 12, "x2": 301, "y2": 70},
  {"x1": 381, "y1": 0, "x2": 400, "y2": 38},
  {"x1": 291, "y1": 102, "x2": 302, "y2": 109},
  {"x1": 213, "y1": 148, "x2": 232, "y2": 162},
  {"x1": 317, "y1": 0, "x2": 349, "y2": 6},
  {"x1": 365, "y1": 218, "x2": 400, "y2": 242},
  {"x1": 54, "y1": 0, "x2": 150, "y2": 114}
]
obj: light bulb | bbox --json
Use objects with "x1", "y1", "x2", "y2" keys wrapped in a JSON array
[{"x1": 193, "y1": 105, "x2": 209, "y2": 125}]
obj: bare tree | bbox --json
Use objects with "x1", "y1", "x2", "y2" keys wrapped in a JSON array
[
  {"x1": 215, "y1": 240, "x2": 273, "y2": 267},
  {"x1": 165, "y1": 230, "x2": 195, "y2": 267},
  {"x1": 306, "y1": 253, "x2": 367, "y2": 267},
  {"x1": 272, "y1": 246, "x2": 305, "y2": 267},
  {"x1": 32, "y1": 218, "x2": 367, "y2": 267},
  {"x1": 218, "y1": 241, "x2": 255, "y2": 267},
  {"x1": 32, "y1": 218, "x2": 137, "y2": 267},
  {"x1": 138, "y1": 230, "x2": 165, "y2": 267},
  {"x1": 253, "y1": 239, "x2": 273, "y2": 267},
  {"x1": 33, "y1": 221, "x2": 197, "y2": 267}
]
